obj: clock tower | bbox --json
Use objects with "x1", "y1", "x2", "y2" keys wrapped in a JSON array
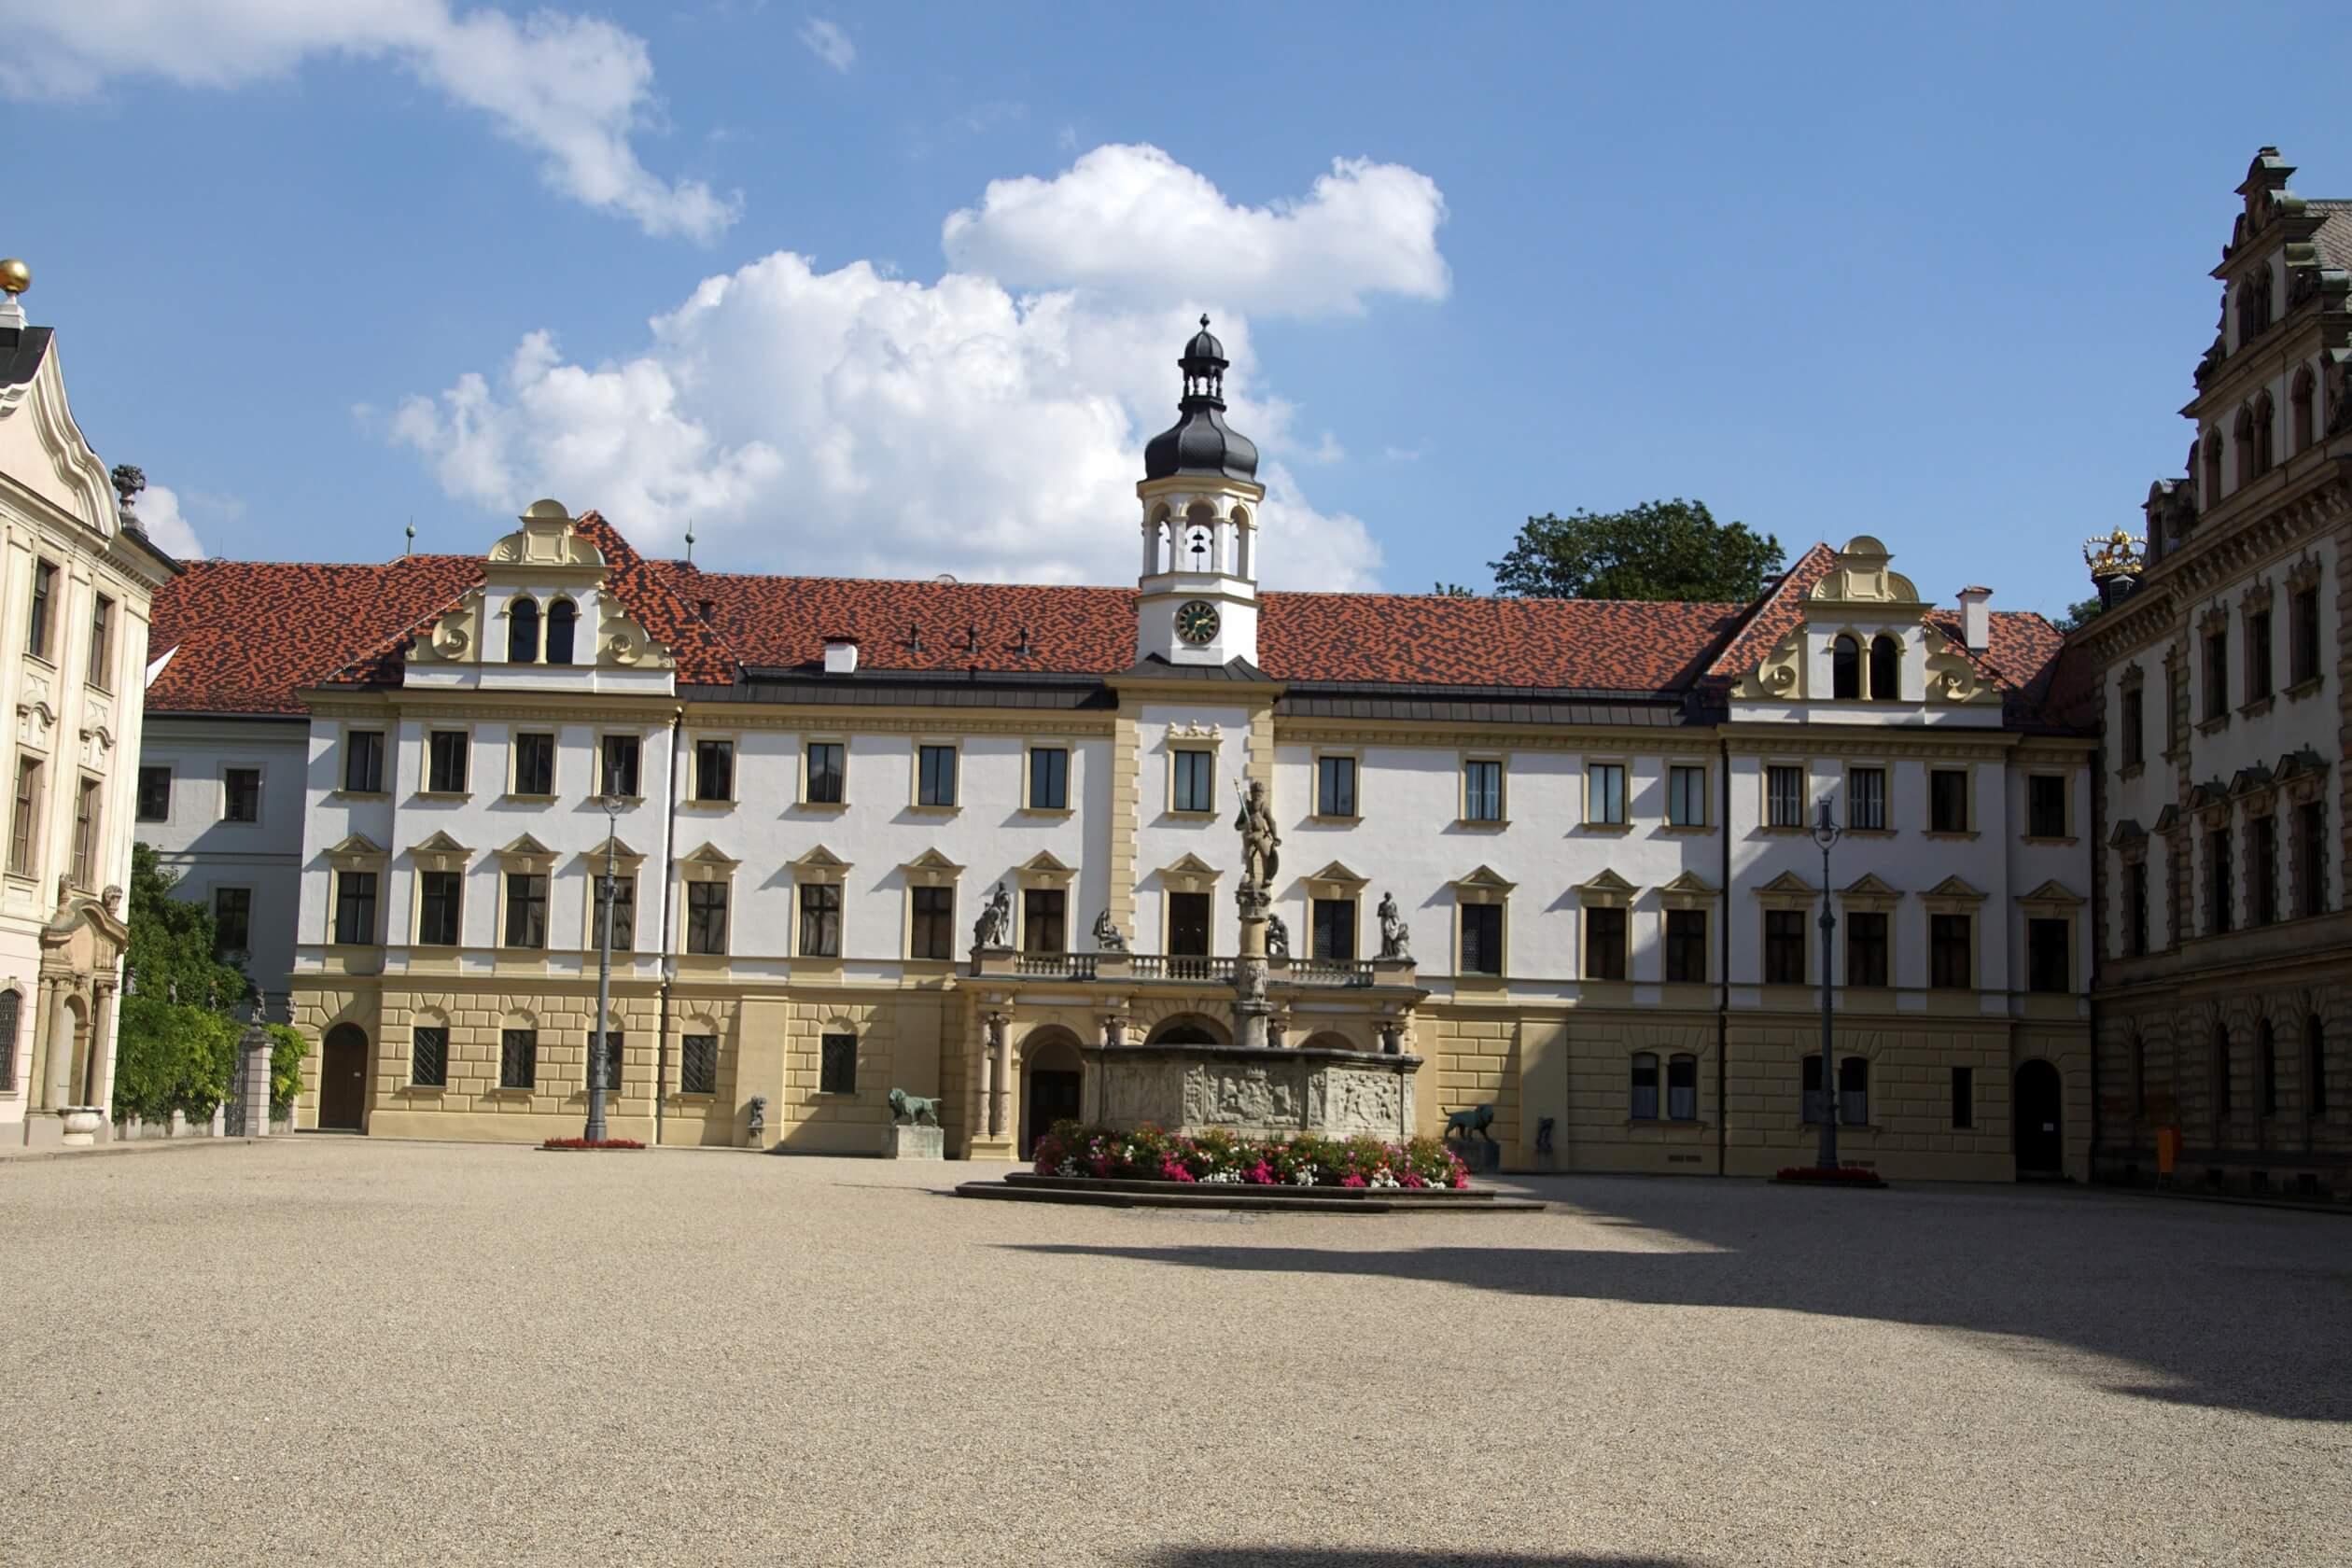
[{"x1": 1135, "y1": 317, "x2": 1266, "y2": 668}]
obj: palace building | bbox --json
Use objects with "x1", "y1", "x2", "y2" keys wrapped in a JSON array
[
  {"x1": 143, "y1": 320, "x2": 2093, "y2": 1179},
  {"x1": 2078, "y1": 147, "x2": 2352, "y2": 1195}
]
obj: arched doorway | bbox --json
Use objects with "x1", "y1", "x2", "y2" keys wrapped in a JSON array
[
  {"x1": 2014, "y1": 1058, "x2": 2063, "y2": 1176},
  {"x1": 318, "y1": 1025, "x2": 370, "y2": 1132},
  {"x1": 1145, "y1": 1014, "x2": 1230, "y2": 1047},
  {"x1": 1022, "y1": 1030, "x2": 1085, "y2": 1158}
]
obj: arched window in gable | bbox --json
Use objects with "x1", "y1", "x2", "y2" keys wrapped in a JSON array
[
  {"x1": 2203, "y1": 432, "x2": 2224, "y2": 509},
  {"x1": 1830, "y1": 634, "x2": 1862, "y2": 699},
  {"x1": 2236, "y1": 268, "x2": 2273, "y2": 343},
  {"x1": 2251, "y1": 393, "x2": 2276, "y2": 478},
  {"x1": 2290, "y1": 367, "x2": 2317, "y2": 454},
  {"x1": 507, "y1": 595, "x2": 540, "y2": 664},
  {"x1": 1869, "y1": 634, "x2": 1900, "y2": 700},
  {"x1": 544, "y1": 598, "x2": 577, "y2": 665},
  {"x1": 2233, "y1": 406, "x2": 2258, "y2": 490}
]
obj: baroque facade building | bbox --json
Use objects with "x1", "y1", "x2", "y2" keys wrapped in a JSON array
[
  {"x1": 144, "y1": 323, "x2": 2093, "y2": 1178},
  {"x1": 2080, "y1": 147, "x2": 2352, "y2": 1193},
  {"x1": 0, "y1": 266, "x2": 179, "y2": 1145}
]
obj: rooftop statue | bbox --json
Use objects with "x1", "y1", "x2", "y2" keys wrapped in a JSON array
[{"x1": 1234, "y1": 777, "x2": 1280, "y2": 895}]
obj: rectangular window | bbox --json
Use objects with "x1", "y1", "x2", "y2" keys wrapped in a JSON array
[
  {"x1": 7, "y1": 758, "x2": 37, "y2": 875},
  {"x1": 804, "y1": 741, "x2": 845, "y2": 805},
  {"x1": 691, "y1": 881, "x2": 735, "y2": 956},
  {"x1": 1840, "y1": 1057, "x2": 1869, "y2": 1126},
  {"x1": 27, "y1": 560, "x2": 55, "y2": 658},
  {"x1": 1952, "y1": 1066, "x2": 1975, "y2": 1129},
  {"x1": 1846, "y1": 910, "x2": 1889, "y2": 987},
  {"x1": 499, "y1": 1029, "x2": 537, "y2": 1090},
  {"x1": 1928, "y1": 768, "x2": 1968, "y2": 833},
  {"x1": 1170, "y1": 749, "x2": 1213, "y2": 813},
  {"x1": 1764, "y1": 909, "x2": 1807, "y2": 985},
  {"x1": 1311, "y1": 897, "x2": 1357, "y2": 962},
  {"x1": 1666, "y1": 765, "x2": 1706, "y2": 827},
  {"x1": 680, "y1": 1034, "x2": 719, "y2": 1096},
  {"x1": 1023, "y1": 888, "x2": 1067, "y2": 954},
  {"x1": 2205, "y1": 628, "x2": 2229, "y2": 720},
  {"x1": 2289, "y1": 584, "x2": 2322, "y2": 685},
  {"x1": 2121, "y1": 686, "x2": 2144, "y2": 766},
  {"x1": 600, "y1": 734, "x2": 641, "y2": 798},
  {"x1": 1802, "y1": 1054, "x2": 1827, "y2": 1125},
  {"x1": 410, "y1": 1027, "x2": 447, "y2": 1088},
  {"x1": 591, "y1": 873, "x2": 637, "y2": 952},
  {"x1": 792, "y1": 882, "x2": 835, "y2": 957},
  {"x1": 343, "y1": 731, "x2": 385, "y2": 793},
  {"x1": 135, "y1": 765, "x2": 171, "y2": 822},
  {"x1": 2210, "y1": 828, "x2": 2235, "y2": 935},
  {"x1": 1930, "y1": 913, "x2": 1972, "y2": 989},
  {"x1": 1459, "y1": 903, "x2": 1504, "y2": 975},
  {"x1": 1664, "y1": 908, "x2": 1707, "y2": 983},
  {"x1": 1667, "y1": 1055, "x2": 1698, "y2": 1122},
  {"x1": 2252, "y1": 814, "x2": 2278, "y2": 926},
  {"x1": 1586, "y1": 763, "x2": 1625, "y2": 826},
  {"x1": 1167, "y1": 890, "x2": 1211, "y2": 959},
  {"x1": 2247, "y1": 609, "x2": 2274, "y2": 702},
  {"x1": 1316, "y1": 754, "x2": 1357, "y2": 818},
  {"x1": 693, "y1": 738, "x2": 734, "y2": 803},
  {"x1": 427, "y1": 731, "x2": 469, "y2": 794},
  {"x1": 87, "y1": 595, "x2": 114, "y2": 690},
  {"x1": 1584, "y1": 906, "x2": 1627, "y2": 981},
  {"x1": 1463, "y1": 759, "x2": 1505, "y2": 823},
  {"x1": 2027, "y1": 917, "x2": 2070, "y2": 992},
  {"x1": 416, "y1": 871, "x2": 463, "y2": 946},
  {"x1": 1630, "y1": 1054, "x2": 1659, "y2": 1120},
  {"x1": 2129, "y1": 861, "x2": 2150, "y2": 955},
  {"x1": 910, "y1": 885, "x2": 955, "y2": 960},
  {"x1": 2028, "y1": 775, "x2": 2067, "y2": 839},
  {"x1": 1766, "y1": 764, "x2": 1805, "y2": 829},
  {"x1": 1848, "y1": 767, "x2": 1886, "y2": 832},
  {"x1": 819, "y1": 1032, "x2": 858, "y2": 1095},
  {"x1": 512, "y1": 733, "x2": 554, "y2": 796},
  {"x1": 334, "y1": 870, "x2": 378, "y2": 945},
  {"x1": 917, "y1": 744, "x2": 958, "y2": 807},
  {"x1": 70, "y1": 777, "x2": 99, "y2": 888},
  {"x1": 503, "y1": 872, "x2": 548, "y2": 949},
  {"x1": 213, "y1": 886, "x2": 252, "y2": 956},
  {"x1": 1028, "y1": 746, "x2": 1069, "y2": 810},
  {"x1": 2298, "y1": 801, "x2": 2327, "y2": 918},
  {"x1": 223, "y1": 766, "x2": 261, "y2": 824}
]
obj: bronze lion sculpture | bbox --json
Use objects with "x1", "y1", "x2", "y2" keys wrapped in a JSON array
[
  {"x1": 888, "y1": 1087, "x2": 943, "y2": 1127},
  {"x1": 1444, "y1": 1103, "x2": 1497, "y2": 1144}
]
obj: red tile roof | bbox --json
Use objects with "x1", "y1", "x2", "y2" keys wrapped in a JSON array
[{"x1": 147, "y1": 556, "x2": 484, "y2": 715}]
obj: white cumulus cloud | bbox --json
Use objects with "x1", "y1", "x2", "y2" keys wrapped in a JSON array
[
  {"x1": 389, "y1": 147, "x2": 1449, "y2": 590},
  {"x1": 942, "y1": 145, "x2": 1449, "y2": 315},
  {"x1": 798, "y1": 17, "x2": 855, "y2": 73},
  {"x1": 130, "y1": 482, "x2": 206, "y2": 560},
  {"x1": 0, "y1": 0, "x2": 736, "y2": 242}
]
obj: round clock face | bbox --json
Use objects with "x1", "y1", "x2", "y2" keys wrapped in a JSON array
[{"x1": 1175, "y1": 599, "x2": 1221, "y2": 645}]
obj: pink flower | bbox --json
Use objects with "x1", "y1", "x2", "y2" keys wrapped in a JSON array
[
  {"x1": 1340, "y1": 1174, "x2": 1368, "y2": 1189},
  {"x1": 1244, "y1": 1161, "x2": 1275, "y2": 1185},
  {"x1": 1403, "y1": 1171, "x2": 1426, "y2": 1188},
  {"x1": 1450, "y1": 1169, "x2": 1471, "y2": 1189}
]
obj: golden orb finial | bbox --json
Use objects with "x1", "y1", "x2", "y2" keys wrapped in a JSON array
[{"x1": 0, "y1": 259, "x2": 28, "y2": 297}]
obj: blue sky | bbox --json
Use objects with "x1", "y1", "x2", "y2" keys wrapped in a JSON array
[{"x1": 6, "y1": 2, "x2": 2346, "y2": 621}]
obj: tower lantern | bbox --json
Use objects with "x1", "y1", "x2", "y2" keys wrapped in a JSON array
[{"x1": 1135, "y1": 316, "x2": 1267, "y2": 667}]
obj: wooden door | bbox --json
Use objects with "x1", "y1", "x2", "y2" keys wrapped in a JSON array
[
  {"x1": 318, "y1": 1026, "x2": 369, "y2": 1131},
  {"x1": 2014, "y1": 1059, "x2": 2063, "y2": 1175},
  {"x1": 1169, "y1": 892, "x2": 1211, "y2": 956},
  {"x1": 1025, "y1": 1069, "x2": 1085, "y2": 1157}
]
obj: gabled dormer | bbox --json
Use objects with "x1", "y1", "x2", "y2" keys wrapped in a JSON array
[{"x1": 1731, "y1": 537, "x2": 1998, "y2": 722}]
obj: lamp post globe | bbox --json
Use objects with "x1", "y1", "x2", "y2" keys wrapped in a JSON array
[
  {"x1": 583, "y1": 791, "x2": 623, "y2": 1143},
  {"x1": 1812, "y1": 798, "x2": 1842, "y2": 1172}
]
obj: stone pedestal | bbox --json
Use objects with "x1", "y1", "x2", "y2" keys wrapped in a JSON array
[
  {"x1": 1447, "y1": 1138, "x2": 1503, "y2": 1174},
  {"x1": 59, "y1": 1107, "x2": 103, "y2": 1147},
  {"x1": 1090, "y1": 1042, "x2": 1421, "y2": 1141},
  {"x1": 1233, "y1": 886, "x2": 1272, "y2": 1050},
  {"x1": 885, "y1": 1123, "x2": 945, "y2": 1159}
]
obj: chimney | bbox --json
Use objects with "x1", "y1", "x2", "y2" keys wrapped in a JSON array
[
  {"x1": 822, "y1": 634, "x2": 859, "y2": 675},
  {"x1": 1956, "y1": 586, "x2": 1992, "y2": 653}
]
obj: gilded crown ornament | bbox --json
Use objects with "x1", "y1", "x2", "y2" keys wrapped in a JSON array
[{"x1": 2083, "y1": 527, "x2": 2145, "y2": 580}]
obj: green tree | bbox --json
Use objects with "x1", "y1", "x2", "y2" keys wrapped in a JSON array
[
  {"x1": 1490, "y1": 498, "x2": 1784, "y2": 601},
  {"x1": 126, "y1": 840, "x2": 247, "y2": 1012},
  {"x1": 1430, "y1": 581, "x2": 1478, "y2": 598},
  {"x1": 2054, "y1": 596, "x2": 2106, "y2": 633}
]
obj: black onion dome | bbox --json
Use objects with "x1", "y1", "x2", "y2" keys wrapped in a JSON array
[{"x1": 1143, "y1": 315, "x2": 1260, "y2": 483}]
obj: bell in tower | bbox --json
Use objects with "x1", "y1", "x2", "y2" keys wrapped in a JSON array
[{"x1": 1135, "y1": 317, "x2": 1268, "y2": 668}]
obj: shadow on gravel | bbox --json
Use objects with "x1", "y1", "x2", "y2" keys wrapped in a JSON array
[
  {"x1": 1013, "y1": 1183, "x2": 2352, "y2": 1423},
  {"x1": 1144, "y1": 1553, "x2": 1691, "y2": 1567}
]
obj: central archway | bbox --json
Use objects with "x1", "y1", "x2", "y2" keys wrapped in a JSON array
[
  {"x1": 1022, "y1": 1029, "x2": 1085, "y2": 1158},
  {"x1": 1145, "y1": 1014, "x2": 1230, "y2": 1047}
]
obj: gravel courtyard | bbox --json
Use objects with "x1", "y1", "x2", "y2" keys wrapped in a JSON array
[{"x1": 3, "y1": 1141, "x2": 2345, "y2": 1568}]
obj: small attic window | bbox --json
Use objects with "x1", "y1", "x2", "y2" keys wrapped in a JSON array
[
  {"x1": 508, "y1": 595, "x2": 540, "y2": 664},
  {"x1": 545, "y1": 598, "x2": 577, "y2": 664},
  {"x1": 2236, "y1": 267, "x2": 2273, "y2": 343},
  {"x1": 1830, "y1": 634, "x2": 1862, "y2": 700}
]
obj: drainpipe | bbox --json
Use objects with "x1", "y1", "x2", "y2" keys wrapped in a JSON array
[
  {"x1": 653, "y1": 706, "x2": 682, "y2": 1147},
  {"x1": 1717, "y1": 734, "x2": 1732, "y2": 1178}
]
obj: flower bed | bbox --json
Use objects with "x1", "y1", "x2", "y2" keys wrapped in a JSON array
[
  {"x1": 1032, "y1": 1123, "x2": 1469, "y2": 1189},
  {"x1": 540, "y1": 1137, "x2": 645, "y2": 1151},
  {"x1": 1772, "y1": 1165, "x2": 1885, "y2": 1187}
]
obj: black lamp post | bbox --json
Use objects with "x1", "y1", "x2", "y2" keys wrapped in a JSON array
[
  {"x1": 1812, "y1": 797, "x2": 1842, "y2": 1171},
  {"x1": 583, "y1": 792, "x2": 622, "y2": 1144}
]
